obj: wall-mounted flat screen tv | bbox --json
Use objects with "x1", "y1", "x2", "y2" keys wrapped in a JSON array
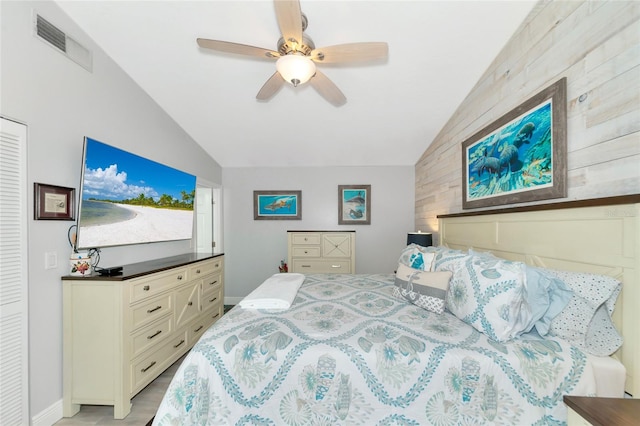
[{"x1": 75, "y1": 137, "x2": 197, "y2": 250}]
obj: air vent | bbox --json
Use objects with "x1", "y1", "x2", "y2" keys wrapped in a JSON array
[{"x1": 33, "y1": 12, "x2": 93, "y2": 72}]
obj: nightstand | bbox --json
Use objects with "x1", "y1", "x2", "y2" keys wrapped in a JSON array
[{"x1": 564, "y1": 395, "x2": 640, "y2": 426}]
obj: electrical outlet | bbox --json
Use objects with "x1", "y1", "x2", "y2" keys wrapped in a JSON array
[{"x1": 45, "y1": 252, "x2": 58, "y2": 269}]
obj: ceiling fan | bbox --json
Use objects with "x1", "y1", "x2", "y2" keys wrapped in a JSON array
[{"x1": 196, "y1": 0, "x2": 388, "y2": 106}]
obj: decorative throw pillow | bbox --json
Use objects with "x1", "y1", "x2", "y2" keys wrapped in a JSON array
[
  {"x1": 398, "y1": 244, "x2": 436, "y2": 271},
  {"x1": 393, "y1": 263, "x2": 452, "y2": 314},
  {"x1": 546, "y1": 269, "x2": 622, "y2": 356},
  {"x1": 524, "y1": 266, "x2": 573, "y2": 336},
  {"x1": 446, "y1": 254, "x2": 531, "y2": 342},
  {"x1": 468, "y1": 250, "x2": 574, "y2": 336}
]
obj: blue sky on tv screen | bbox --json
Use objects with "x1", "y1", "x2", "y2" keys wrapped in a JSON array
[{"x1": 81, "y1": 138, "x2": 196, "y2": 202}]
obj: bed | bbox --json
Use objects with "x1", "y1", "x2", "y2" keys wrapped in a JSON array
[{"x1": 153, "y1": 198, "x2": 639, "y2": 425}]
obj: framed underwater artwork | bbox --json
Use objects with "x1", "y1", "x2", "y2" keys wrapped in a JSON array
[
  {"x1": 461, "y1": 78, "x2": 567, "y2": 209},
  {"x1": 338, "y1": 184, "x2": 371, "y2": 225},
  {"x1": 254, "y1": 190, "x2": 301, "y2": 220}
]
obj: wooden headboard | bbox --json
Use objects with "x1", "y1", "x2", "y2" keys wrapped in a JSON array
[{"x1": 438, "y1": 197, "x2": 640, "y2": 397}]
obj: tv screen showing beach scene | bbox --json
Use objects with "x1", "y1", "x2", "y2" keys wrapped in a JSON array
[{"x1": 75, "y1": 137, "x2": 197, "y2": 249}]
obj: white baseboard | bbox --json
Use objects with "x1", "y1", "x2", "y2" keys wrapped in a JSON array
[
  {"x1": 32, "y1": 399, "x2": 62, "y2": 426},
  {"x1": 224, "y1": 296, "x2": 242, "y2": 305}
]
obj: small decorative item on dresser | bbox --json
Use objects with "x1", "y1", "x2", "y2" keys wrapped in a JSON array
[{"x1": 279, "y1": 260, "x2": 288, "y2": 273}]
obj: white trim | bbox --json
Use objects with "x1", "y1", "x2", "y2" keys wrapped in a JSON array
[{"x1": 31, "y1": 399, "x2": 63, "y2": 426}]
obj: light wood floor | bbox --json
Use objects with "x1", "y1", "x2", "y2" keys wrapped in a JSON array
[{"x1": 53, "y1": 353, "x2": 187, "y2": 425}]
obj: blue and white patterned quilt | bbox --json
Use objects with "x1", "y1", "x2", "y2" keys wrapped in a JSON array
[{"x1": 153, "y1": 274, "x2": 596, "y2": 425}]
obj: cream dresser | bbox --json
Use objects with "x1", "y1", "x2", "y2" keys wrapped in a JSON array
[
  {"x1": 287, "y1": 231, "x2": 355, "y2": 273},
  {"x1": 62, "y1": 253, "x2": 224, "y2": 419}
]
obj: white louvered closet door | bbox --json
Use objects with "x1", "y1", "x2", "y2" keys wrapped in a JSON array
[{"x1": 0, "y1": 117, "x2": 29, "y2": 425}]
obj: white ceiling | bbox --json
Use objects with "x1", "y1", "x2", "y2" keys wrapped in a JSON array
[{"x1": 56, "y1": 0, "x2": 535, "y2": 168}]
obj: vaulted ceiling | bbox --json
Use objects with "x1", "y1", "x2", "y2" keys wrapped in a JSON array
[{"x1": 56, "y1": 1, "x2": 535, "y2": 167}]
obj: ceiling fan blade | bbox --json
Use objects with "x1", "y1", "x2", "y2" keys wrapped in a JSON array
[
  {"x1": 309, "y1": 70, "x2": 347, "y2": 107},
  {"x1": 197, "y1": 38, "x2": 279, "y2": 59},
  {"x1": 274, "y1": 0, "x2": 303, "y2": 45},
  {"x1": 310, "y1": 42, "x2": 389, "y2": 64},
  {"x1": 256, "y1": 72, "x2": 285, "y2": 101}
]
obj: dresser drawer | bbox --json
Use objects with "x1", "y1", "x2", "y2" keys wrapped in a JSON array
[
  {"x1": 202, "y1": 273, "x2": 222, "y2": 297},
  {"x1": 290, "y1": 233, "x2": 321, "y2": 245},
  {"x1": 131, "y1": 335, "x2": 184, "y2": 392},
  {"x1": 188, "y1": 307, "x2": 222, "y2": 344},
  {"x1": 291, "y1": 246, "x2": 321, "y2": 257},
  {"x1": 130, "y1": 293, "x2": 172, "y2": 330},
  {"x1": 130, "y1": 268, "x2": 187, "y2": 303},
  {"x1": 188, "y1": 258, "x2": 223, "y2": 279},
  {"x1": 202, "y1": 283, "x2": 222, "y2": 310},
  {"x1": 291, "y1": 259, "x2": 352, "y2": 273},
  {"x1": 175, "y1": 282, "x2": 200, "y2": 328},
  {"x1": 131, "y1": 317, "x2": 172, "y2": 358}
]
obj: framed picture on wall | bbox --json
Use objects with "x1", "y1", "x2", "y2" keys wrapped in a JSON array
[
  {"x1": 34, "y1": 182, "x2": 76, "y2": 220},
  {"x1": 253, "y1": 190, "x2": 301, "y2": 220},
  {"x1": 338, "y1": 184, "x2": 371, "y2": 225},
  {"x1": 461, "y1": 77, "x2": 567, "y2": 209}
]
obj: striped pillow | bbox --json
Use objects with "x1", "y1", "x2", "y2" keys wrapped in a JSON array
[{"x1": 393, "y1": 263, "x2": 452, "y2": 314}]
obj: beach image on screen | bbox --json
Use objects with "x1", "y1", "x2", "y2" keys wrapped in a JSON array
[{"x1": 76, "y1": 138, "x2": 197, "y2": 249}]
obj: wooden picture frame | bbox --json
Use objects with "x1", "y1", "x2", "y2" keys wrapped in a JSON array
[
  {"x1": 253, "y1": 190, "x2": 301, "y2": 220},
  {"x1": 34, "y1": 182, "x2": 76, "y2": 220},
  {"x1": 461, "y1": 78, "x2": 567, "y2": 209},
  {"x1": 338, "y1": 184, "x2": 371, "y2": 225}
]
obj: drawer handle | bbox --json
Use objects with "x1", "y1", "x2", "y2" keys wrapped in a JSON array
[
  {"x1": 194, "y1": 325, "x2": 203, "y2": 332},
  {"x1": 212, "y1": 313, "x2": 220, "y2": 319},
  {"x1": 209, "y1": 296, "x2": 217, "y2": 303},
  {"x1": 177, "y1": 275, "x2": 183, "y2": 280},
  {"x1": 209, "y1": 280, "x2": 218, "y2": 286},
  {"x1": 304, "y1": 237, "x2": 308, "y2": 241},
  {"x1": 215, "y1": 263, "x2": 219, "y2": 268},
  {"x1": 188, "y1": 301, "x2": 193, "y2": 306},
  {"x1": 141, "y1": 361, "x2": 156, "y2": 373},
  {"x1": 147, "y1": 305, "x2": 162, "y2": 314},
  {"x1": 147, "y1": 330, "x2": 162, "y2": 340},
  {"x1": 301, "y1": 265, "x2": 311, "y2": 268},
  {"x1": 304, "y1": 250, "x2": 308, "y2": 254},
  {"x1": 196, "y1": 269, "x2": 201, "y2": 274},
  {"x1": 143, "y1": 285, "x2": 150, "y2": 291},
  {"x1": 331, "y1": 264, "x2": 342, "y2": 268},
  {"x1": 174, "y1": 339, "x2": 185, "y2": 348}
]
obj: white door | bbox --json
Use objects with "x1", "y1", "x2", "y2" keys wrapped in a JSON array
[
  {"x1": 0, "y1": 117, "x2": 29, "y2": 424},
  {"x1": 196, "y1": 182, "x2": 222, "y2": 253},
  {"x1": 195, "y1": 186, "x2": 213, "y2": 253}
]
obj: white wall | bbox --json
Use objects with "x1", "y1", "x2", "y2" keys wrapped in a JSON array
[
  {"x1": 222, "y1": 166, "x2": 415, "y2": 301},
  {"x1": 1, "y1": 1, "x2": 222, "y2": 419}
]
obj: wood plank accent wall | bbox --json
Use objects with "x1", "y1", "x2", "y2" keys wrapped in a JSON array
[{"x1": 415, "y1": 0, "x2": 640, "y2": 243}]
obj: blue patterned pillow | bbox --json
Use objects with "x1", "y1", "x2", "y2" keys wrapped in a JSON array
[
  {"x1": 546, "y1": 269, "x2": 622, "y2": 356},
  {"x1": 446, "y1": 255, "x2": 531, "y2": 342},
  {"x1": 398, "y1": 244, "x2": 436, "y2": 271}
]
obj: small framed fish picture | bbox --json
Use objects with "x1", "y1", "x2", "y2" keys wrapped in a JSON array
[
  {"x1": 254, "y1": 190, "x2": 301, "y2": 220},
  {"x1": 461, "y1": 78, "x2": 567, "y2": 209},
  {"x1": 338, "y1": 185, "x2": 371, "y2": 225}
]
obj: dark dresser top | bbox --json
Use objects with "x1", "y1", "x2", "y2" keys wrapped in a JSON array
[
  {"x1": 564, "y1": 396, "x2": 640, "y2": 426},
  {"x1": 62, "y1": 252, "x2": 223, "y2": 281}
]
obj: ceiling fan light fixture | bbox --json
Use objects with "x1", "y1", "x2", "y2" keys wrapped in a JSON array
[{"x1": 276, "y1": 54, "x2": 316, "y2": 87}]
